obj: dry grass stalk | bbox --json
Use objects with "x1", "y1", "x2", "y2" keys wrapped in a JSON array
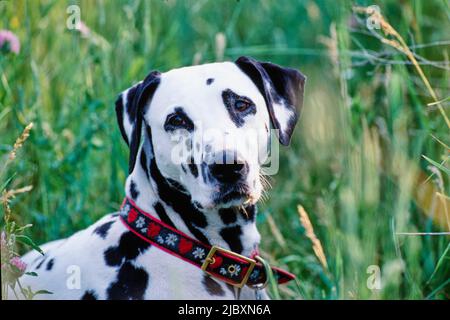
[
  {"x1": 353, "y1": 6, "x2": 450, "y2": 129},
  {"x1": 1, "y1": 123, "x2": 34, "y2": 224},
  {"x1": 1, "y1": 190, "x2": 12, "y2": 222},
  {"x1": 1, "y1": 186, "x2": 33, "y2": 224},
  {"x1": 297, "y1": 205, "x2": 328, "y2": 269},
  {"x1": 0, "y1": 186, "x2": 33, "y2": 223},
  {"x1": 266, "y1": 214, "x2": 287, "y2": 249},
  {"x1": 1, "y1": 186, "x2": 33, "y2": 204},
  {"x1": 8, "y1": 123, "x2": 33, "y2": 162}
]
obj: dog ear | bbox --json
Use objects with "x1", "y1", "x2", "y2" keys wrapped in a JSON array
[
  {"x1": 115, "y1": 71, "x2": 161, "y2": 173},
  {"x1": 235, "y1": 56, "x2": 306, "y2": 146}
]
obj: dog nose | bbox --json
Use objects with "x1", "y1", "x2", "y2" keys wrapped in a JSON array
[
  {"x1": 210, "y1": 163, "x2": 246, "y2": 183},
  {"x1": 208, "y1": 151, "x2": 248, "y2": 184}
]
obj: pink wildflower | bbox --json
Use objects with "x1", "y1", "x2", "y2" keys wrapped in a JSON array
[
  {"x1": 1, "y1": 231, "x2": 6, "y2": 246},
  {"x1": 10, "y1": 256, "x2": 27, "y2": 274},
  {"x1": 0, "y1": 30, "x2": 20, "y2": 54}
]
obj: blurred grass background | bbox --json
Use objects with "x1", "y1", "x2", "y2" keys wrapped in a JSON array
[{"x1": 1, "y1": 0, "x2": 449, "y2": 299}]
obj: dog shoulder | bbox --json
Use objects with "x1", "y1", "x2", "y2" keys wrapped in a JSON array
[{"x1": 17, "y1": 213, "x2": 129, "y2": 300}]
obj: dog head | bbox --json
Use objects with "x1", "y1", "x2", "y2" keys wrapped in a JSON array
[{"x1": 115, "y1": 56, "x2": 306, "y2": 210}]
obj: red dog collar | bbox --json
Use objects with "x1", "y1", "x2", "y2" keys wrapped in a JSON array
[{"x1": 119, "y1": 197, "x2": 295, "y2": 288}]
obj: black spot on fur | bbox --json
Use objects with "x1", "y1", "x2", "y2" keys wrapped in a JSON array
[
  {"x1": 167, "y1": 178, "x2": 186, "y2": 193},
  {"x1": 104, "y1": 232, "x2": 151, "y2": 267},
  {"x1": 46, "y1": 258, "x2": 54, "y2": 271},
  {"x1": 202, "y1": 275, "x2": 225, "y2": 296},
  {"x1": 154, "y1": 202, "x2": 176, "y2": 229},
  {"x1": 81, "y1": 290, "x2": 98, "y2": 300},
  {"x1": 93, "y1": 220, "x2": 115, "y2": 239},
  {"x1": 140, "y1": 150, "x2": 150, "y2": 181},
  {"x1": 129, "y1": 180, "x2": 139, "y2": 200},
  {"x1": 241, "y1": 205, "x2": 256, "y2": 221},
  {"x1": 193, "y1": 201, "x2": 203, "y2": 210},
  {"x1": 146, "y1": 127, "x2": 210, "y2": 244},
  {"x1": 188, "y1": 162, "x2": 198, "y2": 178},
  {"x1": 107, "y1": 262, "x2": 149, "y2": 300},
  {"x1": 218, "y1": 208, "x2": 237, "y2": 224},
  {"x1": 35, "y1": 257, "x2": 47, "y2": 270},
  {"x1": 206, "y1": 78, "x2": 214, "y2": 85},
  {"x1": 220, "y1": 226, "x2": 243, "y2": 254},
  {"x1": 200, "y1": 162, "x2": 209, "y2": 184},
  {"x1": 222, "y1": 89, "x2": 256, "y2": 127}
]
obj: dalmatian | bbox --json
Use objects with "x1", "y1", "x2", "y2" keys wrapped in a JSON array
[{"x1": 17, "y1": 56, "x2": 305, "y2": 300}]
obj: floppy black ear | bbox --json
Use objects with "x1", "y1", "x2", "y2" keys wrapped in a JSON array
[
  {"x1": 115, "y1": 71, "x2": 161, "y2": 173},
  {"x1": 235, "y1": 56, "x2": 306, "y2": 145}
]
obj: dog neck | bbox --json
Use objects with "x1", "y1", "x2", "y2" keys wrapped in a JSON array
[{"x1": 123, "y1": 133, "x2": 261, "y2": 257}]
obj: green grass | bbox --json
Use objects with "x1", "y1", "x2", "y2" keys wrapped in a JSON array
[{"x1": 1, "y1": 0, "x2": 449, "y2": 299}]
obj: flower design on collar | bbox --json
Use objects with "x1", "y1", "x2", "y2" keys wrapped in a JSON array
[
  {"x1": 228, "y1": 264, "x2": 241, "y2": 277},
  {"x1": 120, "y1": 204, "x2": 130, "y2": 216},
  {"x1": 135, "y1": 216, "x2": 146, "y2": 228},
  {"x1": 165, "y1": 234, "x2": 178, "y2": 246},
  {"x1": 219, "y1": 264, "x2": 241, "y2": 277},
  {"x1": 192, "y1": 247, "x2": 206, "y2": 259},
  {"x1": 156, "y1": 235, "x2": 165, "y2": 244}
]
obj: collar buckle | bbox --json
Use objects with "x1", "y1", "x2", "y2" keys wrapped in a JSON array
[{"x1": 201, "y1": 245, "x2": 256, "y2": 288}]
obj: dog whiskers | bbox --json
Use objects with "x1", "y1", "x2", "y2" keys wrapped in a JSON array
[
  {"x1": 239, "y1": 205, "x2": 249, "y2": 219},
  {"x1": 259, "y1": 173, "x2": 273, "y2": 191},
  {"x1": 258, "y1": 173, "x2": 272, "y2": 205}
]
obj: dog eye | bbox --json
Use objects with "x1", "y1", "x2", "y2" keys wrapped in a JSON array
[
  {"x1": 164, "y1": 109, "x2": 194, "y2": 132},
  {"x1": 167, "y1": 114, "x2": 187, "y2": 127},
  {"x1": 234, "y1": 100, "x2": 252, "y2": 112}
]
